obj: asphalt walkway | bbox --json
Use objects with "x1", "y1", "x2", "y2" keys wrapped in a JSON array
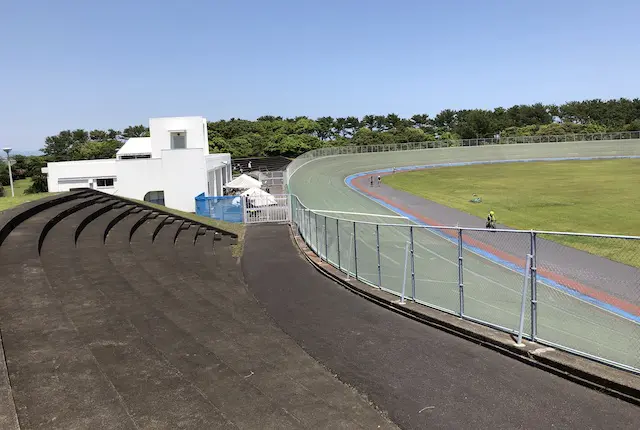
[{"x1": 242, "y1": 224, "x2": 640, "y2": 430}]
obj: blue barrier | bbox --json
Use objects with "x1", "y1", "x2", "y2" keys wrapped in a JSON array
[{"x1": 195, "y1": 193, "x2": 243, "y2": 223}]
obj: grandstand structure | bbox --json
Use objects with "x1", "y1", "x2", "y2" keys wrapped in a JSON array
[
  {"x1": 0, "y1": 189, "x2": 393, "y2": 429},
  {"x1": 231, "y1": 155, "x2": 291, "y2": 173}
]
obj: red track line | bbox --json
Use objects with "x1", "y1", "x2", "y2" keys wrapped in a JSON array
[{"x1": 352, "y1": 173, "x2": 640, "y2": 318}]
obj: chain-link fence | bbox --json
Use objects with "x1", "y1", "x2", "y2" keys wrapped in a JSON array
[{"x1": 291, "y1": 195, "x2": 640, "y2": 374}]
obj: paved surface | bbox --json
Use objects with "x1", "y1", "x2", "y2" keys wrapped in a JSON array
[
  {"x1": 0, "y1": 191, "x2": 395, "y2": 429},
  {"x1": 242, "y1": 224, "x2": 640, "y2": 429},
  {"x1": 288, "y1": 143, "x2": 640, "y2": 372}
]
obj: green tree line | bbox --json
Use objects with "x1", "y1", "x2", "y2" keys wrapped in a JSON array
[
  {"x1": 42, "y1": 98, "x2": 640, "y2": 161},
  {"x1": 3, "y1": 97, "x2": 639, "y2": 193}
]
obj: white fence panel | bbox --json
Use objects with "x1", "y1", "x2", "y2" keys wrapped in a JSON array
[{"x1": 243, "y1": 194, "x2": 291, "y2": 224}]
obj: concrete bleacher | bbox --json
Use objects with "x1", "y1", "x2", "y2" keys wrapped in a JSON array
[
  {"x1": 232, "y1": 156, "x2": 291, "y2": 173},
  {"x1": 0, "y1": 189, "x2": 395, "y2": 429}
]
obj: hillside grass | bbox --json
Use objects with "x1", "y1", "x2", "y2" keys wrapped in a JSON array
[
  {"x1": 132, "y1": 200, "x2": 246, "y2": 257},
  {"x1": 0, "y1": 178, "x2": 52, "y2": 213},
  {"x1": 383, "y1": 159, "x2": 640, "y2": 267}
]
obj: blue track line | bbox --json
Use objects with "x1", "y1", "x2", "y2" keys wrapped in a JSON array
[{"x1": 344, "y1": 155, "x2": 640, "y2": 323}]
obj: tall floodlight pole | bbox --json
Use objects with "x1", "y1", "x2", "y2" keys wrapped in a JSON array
[{"x1": 2, "y1": 147, "x2": 14, "y2": 197}]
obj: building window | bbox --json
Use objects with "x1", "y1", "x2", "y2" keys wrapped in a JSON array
[
  {"x1": 170, "y1": 131, "x2": 187, "y2": 149},
  {"x1": 120, "y1": 154, "x2": 151, "y2": 160},
  {"x1": 96, "y1": 178, "x2": 115, "y2": 188},
  {"x1": 144, "y1": 190, "x2": 165, "y2": 206}
]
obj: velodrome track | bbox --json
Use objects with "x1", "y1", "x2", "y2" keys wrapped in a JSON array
[
  {"x1": 288, "y1": 139, "x2": 640, "y2": 373},
  {"x1": 0, "y1": 190, "x2": 395, "y2": 429}
]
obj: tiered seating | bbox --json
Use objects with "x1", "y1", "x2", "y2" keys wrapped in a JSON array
[
  {"x1": 0, "y1": 189, "x2": 393, "y2": 429},
  {"x1": 231, "y1": 156, "x2": 291, "y2": 172}
]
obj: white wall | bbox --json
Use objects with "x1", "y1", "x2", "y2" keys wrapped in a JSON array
[
  {"x1": 149, "y1": 116, "x2": 209, "y2": 159},
  {"x1": 46, "y1": 159, "x2": 117, "y2": 192},
  {"x1": 46, "y1": 153, "x2": 228, "y2": 212},
  {"x1": 205, "y1": 153, "x2": 230, "y2": 171},
  {"x1": 207, "y1": 169, "x2": 216, "y2": 196},
  {"x1": 114, "y1": 158, "x2": 163, "y2": 202},
  {"x1": 114, "y1": 150, "x2": 207, "y2": 212},
  {"x1": 205, "y1": 153, "x2": 231, "y2": 198},
  {"x1": 160, "y1": 149, "x2": 207, "y2": 212}
]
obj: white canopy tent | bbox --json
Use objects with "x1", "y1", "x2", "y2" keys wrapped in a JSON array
[
  {"x1": 241, "y1": 187, "x2": 277, "y2": 207},
  {"x1": 223, "y1": 173, "x2": 262, "y2": 190}
]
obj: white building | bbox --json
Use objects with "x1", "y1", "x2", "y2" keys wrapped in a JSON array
[{"x1": 43, "y1": 116, "x2": 232, "y2": 212}]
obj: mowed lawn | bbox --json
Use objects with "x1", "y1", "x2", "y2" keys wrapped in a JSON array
[
  {"x1": 383, "y1": 159, "x2": 640, "y2": 267},
  {"x1": 0, "y1": 178, "x2": 52, "y2": 213}
]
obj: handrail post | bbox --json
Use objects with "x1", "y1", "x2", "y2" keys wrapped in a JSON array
[
  {"x1": 353, "y1": 221, "x2": 358, "y2": 280},
  {"x1": 530, "y1": 231, "x2": 538, "y2": 341},
  {"x1": 376, "y1": 224, "x2": 382, "y2": 288},
  {"x1": 410, "y1": 226, "x2": 416, "y2": 301},
  {"x1": 336, "y1": 218, "x2": 341, "y2": 270},
  {"x1": 516, "y1": 255, "x2": 533, "y2": 346},
  {"x1": 324, "y1": 216, "x2": 328, "y2": 261},
  {"x1": 314, "y1": 212, "x2": 319, "y2": 253},
  {"x1": 400, "y1": 241, "x2": 409, "y2": 304},
  {"x1": 307, "y1": 209, "x2": 311, "y2": 248},
  {"x1": 458, "y1": 229, "x2": 464, "y2": 317}
]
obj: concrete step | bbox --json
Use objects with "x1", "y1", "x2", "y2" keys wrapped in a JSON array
[
  {"x1": 70, "y1": 205, "x2": 236, "y2": 429},
  {"x1": 149, "y1": 222, "x2": 382, "y2": 428},
  {"x1": 127, "y1": 219, "x2": 304, "y2": 429},
  {"x1": 0, "y1": 197, "x2": 137, "y2": 429},
  {"x1": 103, "y1": 209, "x2": 296, "y2": 428}
]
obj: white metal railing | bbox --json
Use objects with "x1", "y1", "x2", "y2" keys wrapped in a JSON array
[
  {"x1": 285, "y1": 130, "x2": 640, "y2": 186},
  {"x1": 288, "y1": 194, "x2": 640, "y2": 375}
]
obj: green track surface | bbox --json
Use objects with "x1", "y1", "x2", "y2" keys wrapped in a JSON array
[{"x1": 289, "y1": 140, "x2": 640, "y2": 372}]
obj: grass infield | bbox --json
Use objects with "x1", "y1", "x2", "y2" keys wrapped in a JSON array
[{"x1": 383, "y1": 159, "x2": 640, "y2": 267}]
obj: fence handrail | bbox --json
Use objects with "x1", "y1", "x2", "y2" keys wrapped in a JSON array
[
  {"x1": 285, "y1": 130, "x2": 640, "y2": 184},
  {"x1": 290, "y1": 193, "x2": 640, "y2": 374},
  {"x1": 290, "y1": 194, "x2": 640, "y2": 241}
]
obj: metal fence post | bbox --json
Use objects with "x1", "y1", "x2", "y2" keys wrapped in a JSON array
[
  {"x1": 307, "y1": 209, "x2": 311, "y2": 246},
  {"x1": 410, "y1": 226, "x2": 416, "y2": 301},
  {"x1": 324, "y1": 216, "x2": 328, "y2": 262},
  {"x1": 302, "y1": 209, "x2": 307, "y2": 243},
  {"x1": 336, "y1": 218, "x2": 341, "y2": 270},
  {"x1": 376, "y1": 224, "x2": 382, "y2": 288},
  {"x1": 516, "y1": 255, "x2": 533, "y2": 346},
  {"x1": 530, "y1": 232, "x2": 538, "y2": 341},
  {"x1": 292, "y1": 198, "x2": 298, "y2": 233},
  {"x1": 458, "y1": 229, "x2": 464, "y2": 316},
  {"x1": 353, "y1": 221, "x2": 358, "y2": 279},
  {"x1": 241, "y1": 196, "x2": 247, "y2": 223},
  {"x1": 314, "y1": 212, "x2": 318, "y2": 254}
]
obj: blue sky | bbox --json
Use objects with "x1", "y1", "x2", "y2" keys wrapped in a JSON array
[{"x1": 1, "y1": 0, "x2": 639, "y2": 153}]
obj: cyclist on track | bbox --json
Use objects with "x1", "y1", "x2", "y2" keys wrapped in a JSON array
[{"x1": 486, "y1": 210, "x2": 496, "y2": 229}]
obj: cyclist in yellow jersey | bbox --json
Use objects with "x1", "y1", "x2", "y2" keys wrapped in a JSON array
[{"x1": 486, "y1": 211, "x2": 496, "y2": 229}]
